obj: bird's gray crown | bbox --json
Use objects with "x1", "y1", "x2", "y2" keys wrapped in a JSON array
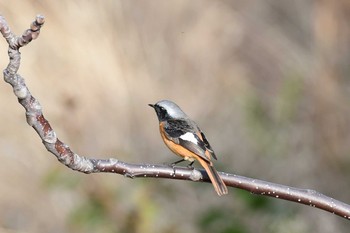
[{"x1": 155, "y1": 100, "x2": 188, "y2": 119}]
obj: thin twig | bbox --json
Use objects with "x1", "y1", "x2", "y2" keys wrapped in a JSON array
[{"x1": 1, "y1": 15, "x2": 350, "y2": 221}]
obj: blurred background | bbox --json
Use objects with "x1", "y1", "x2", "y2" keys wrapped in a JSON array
[{"x1": 0, "y1": 1, "x2": 350, "y2": 232}]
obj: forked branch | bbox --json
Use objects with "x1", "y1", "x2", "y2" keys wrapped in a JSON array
[{"x1": 1, "y1": 15, "x2": 349, "y2": 220}]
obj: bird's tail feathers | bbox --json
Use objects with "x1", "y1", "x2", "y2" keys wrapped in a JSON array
[{"x1": 198, "y1": 159, "x2": 228, "y2": 196}]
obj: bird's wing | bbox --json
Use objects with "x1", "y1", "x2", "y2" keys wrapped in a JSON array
[
  {"x1": 164, "y1": 119, "x2": 210, "y2": 162},
  {"x1": 198, "y1": 128, "x2": 217, "y2": 160}
]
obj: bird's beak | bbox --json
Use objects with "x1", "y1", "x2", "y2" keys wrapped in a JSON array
[{"x1": 148, "y1": 104, "x2": 155, "y2": 108}]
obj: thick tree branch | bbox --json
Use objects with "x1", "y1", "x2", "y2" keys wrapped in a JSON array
[{"x1": 1, "y1": 15, "x2": 350, "y2": 221}]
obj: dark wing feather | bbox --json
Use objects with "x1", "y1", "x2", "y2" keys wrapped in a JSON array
[
  {"x1": 199, "y1": 129, "x2": 217, "y2": 160},
  {"x1": 163, "y1": 120, "x2": 189, "y2": 138},
  {"x1": 164, "y1": 119, "x2": 210, "y2": 162}
]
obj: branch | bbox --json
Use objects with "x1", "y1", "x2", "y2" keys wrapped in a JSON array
[{"x1": 1, "y1": 15, "x2": 350, "y2": 221}]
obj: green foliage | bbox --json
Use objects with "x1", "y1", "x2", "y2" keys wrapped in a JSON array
[
  {"x1": 244, "y1": 90, "x2": 276, "y2": 154},
  {"x1": 198, "y1": 207, "x2": 248, "y2": 233},
  {"x1": 243, "y1": 75, "x2": 304, "y2": 157},
  {"x1": 42, "y1": 167, "x2": 81, "y2": 189},
  {"x1": 235, "y1": 189, "x2": 272, "y2": 211},
  {"x1": 275, "y1": 75, "x2": 304, "y2": 123},
  {"x1": 69, "y1": 196, "x2": 112, "y2": 230}
]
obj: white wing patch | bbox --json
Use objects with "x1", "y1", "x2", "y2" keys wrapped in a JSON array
[{"x1": 180, "y1": 132, "x2": 198, "y2": 145}]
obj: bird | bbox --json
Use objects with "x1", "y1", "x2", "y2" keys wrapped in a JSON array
[{"x1": 149, "y1": 100, "x2": 228, "y2": 196}]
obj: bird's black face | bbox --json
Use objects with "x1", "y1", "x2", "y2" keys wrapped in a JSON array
[{"x1": 149, "y1": 104, "x2": 169, "y2": 122}]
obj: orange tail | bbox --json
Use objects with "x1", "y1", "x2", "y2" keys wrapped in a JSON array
[{"x1": 198, "y1": 159, "x2": 228, "y2": 196}]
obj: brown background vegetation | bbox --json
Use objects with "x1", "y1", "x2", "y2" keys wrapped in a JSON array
[{"x1": 0, "y1": 1, "x2": 350, "y2": 232}]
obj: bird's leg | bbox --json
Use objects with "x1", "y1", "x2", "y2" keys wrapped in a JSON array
[
  {"x1": 168, "y1": 159, "x2": 195, "y2": 175},
  {"x1": 168, "y1": 159, "x2": 186, "y2": 176},
  {"x1": 169, "y1": 159, "x2": 185, "y2": 167},
  {"x1": 187, "y1": 161, "x2": 195, "y2": 169}
]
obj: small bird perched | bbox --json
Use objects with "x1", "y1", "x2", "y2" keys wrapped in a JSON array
[{"x1": 149, "y1": 100, "x2": 228, "y2": 196}]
